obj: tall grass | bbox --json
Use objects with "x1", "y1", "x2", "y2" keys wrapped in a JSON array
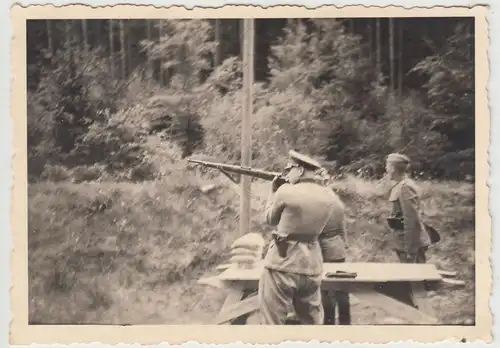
[{"x1": 28, "y1": 173, "x2": 475, "y2": 325}]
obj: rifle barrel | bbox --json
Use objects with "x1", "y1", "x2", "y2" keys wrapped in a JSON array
[{"x1": 188, "y1": 158, "x2": 284, "y2": 182}]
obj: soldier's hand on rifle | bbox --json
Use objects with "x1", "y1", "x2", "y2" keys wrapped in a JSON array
[{"x1": 271, "y1": 176, "x2": 281, "y2": 193}]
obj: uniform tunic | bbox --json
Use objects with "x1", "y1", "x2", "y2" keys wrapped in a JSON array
[
  {"x1": 263, "y1": 180, "x2": 346, "y2": 276},
  {"x1": 319, "y1": 187, "x2": 351, "y2": 325},
  {"x1": 259, "y1": 179, "x2": 344, "y2": 325},
  {"x1": 319, "y1": 187, "x2": 348, "y2": 262},
  {"x1": 388, "y1": 178, "x2": 431, "y2": 257}
]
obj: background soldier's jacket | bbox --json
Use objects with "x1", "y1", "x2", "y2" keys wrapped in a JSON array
[
  {"x1": 319, "y1": 187, "x2": 348, "y2": 262},
  {"x1": 387, "y1": 178, "x2": 431, "y2": 253},
  {"x1": 264, "y1": 180, "x2": 346, "y2": 276}
]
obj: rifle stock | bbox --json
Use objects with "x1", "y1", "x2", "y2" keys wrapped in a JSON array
[{"x1": 187, "y1": 158, "x2": 288, "y2": 185}]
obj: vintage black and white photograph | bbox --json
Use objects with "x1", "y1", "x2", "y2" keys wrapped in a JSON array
[{"x1": 11, "y1": 3, "x2": 490, "y2": 345}]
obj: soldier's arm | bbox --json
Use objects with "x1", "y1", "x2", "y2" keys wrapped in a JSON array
[
  {"x1": 265, "y1": 185, "x2": 287, "y2": 226},
  {"x1": 341, "y1": 214, "x2": 348, "y2": 247},
  {"x1": 335, "y1": 197, "x2": 348, "y2": 246},
  {"x1": 400, "y1": 184, "x2": 422, "y2": 253}
]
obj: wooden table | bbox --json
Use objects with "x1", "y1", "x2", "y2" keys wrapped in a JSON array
[{"x1": 198, "y1": 261, "x2": 464, "y2": 325}]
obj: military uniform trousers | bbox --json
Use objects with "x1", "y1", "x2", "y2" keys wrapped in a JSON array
[
  {"x1": 258, "y1": 267, "x2": 324, "y2": 325},
  {"x1": 321, "y1": 258, "x2": 351, "y2": 325},
  {"x1": 395, "y1": 246, "x2": 428, "y2": 264},
  {"x1": 387, "y1": 246, "x2": 432, "y2": 308},
  {"x1": 319, "y1": 234, "x2": 350, "y2": 325}
]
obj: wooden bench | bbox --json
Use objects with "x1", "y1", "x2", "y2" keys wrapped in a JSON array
[{"x1": 198, "y1": 261, "x2": 465, "y2": 325}]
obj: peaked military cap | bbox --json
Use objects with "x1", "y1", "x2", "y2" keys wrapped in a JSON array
[
  {"x1": 387, "y1": 153, "x2": 411, "y2": 164},
  {"x1": 288, "y1": 150, "x2": 323, "y2": 170}
]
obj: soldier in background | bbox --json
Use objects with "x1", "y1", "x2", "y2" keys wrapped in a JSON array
[
  {"x1": 258, "y1": 150, "x2": 340, "y2": 325},
  {"x1": 385, "y1": 153, "x2": 431, "y2": 264},
  {"x1": 384, "y1": 153, "x2": 439, "y2": 307},
  {"x1": 318, "y1": 194, "x2": 351, "y2": 325}
]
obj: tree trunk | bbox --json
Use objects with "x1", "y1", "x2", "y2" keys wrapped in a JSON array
[
  {"x1": 367, "y1": 19, "x2": 373, "y2": 64},
  {"x1": 146, "y1": 20, "x2": 153, "y2": 85},
  {"x1": 239, "y1": 19, "x2": 244, "y2": 60},
  {"x1": 119, "y1": 20, "x2": 126, "y2": 79},
  {"x1": 46, "y1": 20, "x2": 53, "y2": 55},
  {"x1": 349, "y1": 20, "x2": 357, "y2": 60},
  {"x1": 376, "y1": 18, "x2": 381, "y2": 78},
  {"x1": 214, "y1": 19, "x2": 221, "y2": 67},
  {"x1": 398, "y1": 20, "x2": 403, "y2": 98},
  {"x1": 95, "y1": 20, "x2": 101, "y2": 48},
  {"x1": 158, "y1": 20, "x2": 164, "y2": 85},
  {"x1": 64, "y1": 20, "x2": 71, "y2": 48},
  {"x1": 389, "y1": 18, "x2": 395, "y2": 92},
  {"x1": 109, "y1": 19, "x2": 115, "y2": 79},
  {"x1": 81, "y1": 19, "x2": 88, "y2": 55},
  {"x1": 127, "y1": 20, "x2": 133, "y2": 77},
  {"x1": 467, "y1": 21, "x2": 473, "y2": 61}
]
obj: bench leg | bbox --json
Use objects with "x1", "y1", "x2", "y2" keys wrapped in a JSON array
[
  {"x1": 216, "y1": 285, "x2": 260, "y2": 325},
  {"x1": 232, "y1": 289, "x2": 258, "y2": 325},
  {"x1": 410, "y1": 281, "x2": 436, "y2": 319},
  {"x1": 349, "y1": 285, "x2": 438, "y2": 325},
  {"x1": 216, "y1": 283, "x2": 245, "y2": 324}
]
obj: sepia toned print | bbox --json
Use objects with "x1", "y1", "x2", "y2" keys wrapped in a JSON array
[{"x1": 10, "y1": 3, "x2": 491, "y2": 345}]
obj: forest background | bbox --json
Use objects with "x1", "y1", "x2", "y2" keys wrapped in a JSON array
[
  {"x1": 27, "y1": 18, "x2": 477, "y2": 325},
  {"x1": 27, "y1": 17, "x2": 475, "y2": 182}
]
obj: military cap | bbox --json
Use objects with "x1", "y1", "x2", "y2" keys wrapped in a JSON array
[
  {"x1": 387, "y1": 153, "x2": 411, "y2": 164},
  {"x1": 288, "y1": 150, "x2": 323, "y2": 170}
]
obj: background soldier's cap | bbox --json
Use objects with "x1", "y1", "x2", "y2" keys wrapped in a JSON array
[
  {"x1": 288, "y1": 150, "x2": 323, "y2": 170},
  {"x1": 387, "y1": 153, "x2": 411, "y2": 164}
]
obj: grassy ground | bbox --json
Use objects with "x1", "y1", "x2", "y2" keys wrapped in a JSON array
[{"x1": 28, "y1": 172, "x2": 475, "y2": 325}]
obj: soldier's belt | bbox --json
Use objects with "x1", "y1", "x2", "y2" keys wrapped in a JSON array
[
  {"x1": 272, "y1": 233, "x2": 318, "y2": 258},
  {"x1": 284, "y1": 234, "x2": 319, "y2": 243}
]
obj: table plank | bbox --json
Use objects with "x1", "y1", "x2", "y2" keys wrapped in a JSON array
[
  {"x1": 217, "y1": 261, "x2": 443, "y2": 283},
  {"x1": 197, "y1": 276, "x2": 232, "y2": 289}
]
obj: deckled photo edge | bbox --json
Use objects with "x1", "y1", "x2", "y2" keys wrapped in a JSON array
[{"x1": 9, "y1": 3, "x2": 492, "y2": 345}]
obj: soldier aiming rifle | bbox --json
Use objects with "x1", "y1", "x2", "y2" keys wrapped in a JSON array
[{"x1": 188, "y1": 152, "x2": 350, "y2": 325}]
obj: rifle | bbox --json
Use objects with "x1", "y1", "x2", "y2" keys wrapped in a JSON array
[{"x1": 187, "y1": 158, "x2": 289, "y2": 186}]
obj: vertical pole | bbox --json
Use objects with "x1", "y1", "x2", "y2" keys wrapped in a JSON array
[{"x1": 240, "y1": 18, "x2": 254, "y2": 237}]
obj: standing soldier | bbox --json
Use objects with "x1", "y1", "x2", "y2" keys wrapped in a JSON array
[
  {"x1": 258, "y1": 150, "x2": 340, "y2": 325},
  {"x1": 385, "y1": 153, "x2": 431, "y2": 264},
  {"x1": 319, "y1": 190, "x2": 351, "y2": 325}
]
